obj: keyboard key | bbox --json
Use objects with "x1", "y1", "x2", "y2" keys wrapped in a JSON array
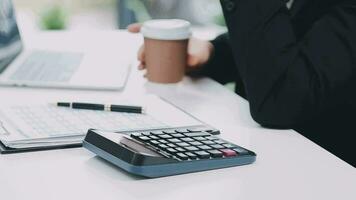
[
  {"x1": 208, "y1": 150, "x2": 223, "y2": 158},
  {"x1": 185, "y1": 152, "x2": 198, "y2": 159},
  {"x1": 198, "y1": 145, "x2": 212, "y2": 150},
  {"x1": 158, "y1": 139, "x2": 168, "y2": 144},
  {"x1": 181, "y1": 137, "x2": 195, "y2": 142},
  {"x1": 175, "y1": 147, "x2": 186, "y2": 152},
  {"x1": 220, "y1": 149, "x2": 237, "y2": 157},
  {"x1": 184, "y1": 132, "x2": 210, "y2": 137},
  {"x1": 184, "y1": 146, "x2": 199, "y2": 151},
  {"x1": 193, "y1": 137, "x2": 207, "y2": 141},
  {"x1": 175, "y1": 129, "x2": 190, "y2": 133},
  {"x1": 202, "y1": 140, "x2": 215, "y2": 145},
  {"x1": 150, "y1": 131, "x2": 164, "y2": 135},
  {"x1": 167, "y1": 138, "x2": 181, "y2": 143},
  {"x1": 170, "y1": 133, "x2": 185, "y2": 138},
  {"x1": 158, "y1": 134, "x2": 173, "y2": 139},
  {"x1": 189, "y1": 141, "x2": 203, "y2": 146},
  {"x1": 167, "y1": 143, "x2": 177, "y2": 148},
  {"x1": 210, "y1": 144, "x2": 225, "y2": 149},
  {"x1": 195, "y1": 151, "x2": 210, "y2": 159},
  {"x1": 176, "y1": 142, "x2": 190, "y2": 147},
  {"x1": 176, "y1": 153, "x2": 189, "y2": 160},
  {"x1": 233, "y1": 147, "x2": 249, "y2": 155}
]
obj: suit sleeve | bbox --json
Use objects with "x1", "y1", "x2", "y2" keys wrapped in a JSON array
[
  {"x1": 188, "y1": 33, "x2": 240, "y2": 85},
  {"x1": 222, "y1": 0, "x2": 356, "y2": 127}
]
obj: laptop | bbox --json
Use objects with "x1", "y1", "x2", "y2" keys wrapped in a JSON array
[{"x1": 0, "y1": 0, "x2": 130, "y2": 90}]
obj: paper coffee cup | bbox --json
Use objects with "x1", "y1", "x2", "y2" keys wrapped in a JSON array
[{"x1": 141, "y1": 19, "x2": 191, "y2": 83}]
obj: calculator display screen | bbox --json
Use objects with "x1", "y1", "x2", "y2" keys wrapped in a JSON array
[{"x1": 0, "y1": 0, "x2": 23, "y2": 73}]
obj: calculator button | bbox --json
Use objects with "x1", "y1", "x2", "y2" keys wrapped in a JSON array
[
  {"x1": 223, "y1": 143, "x2": 238, "y2": 148},
  {"x1": 185, "y1": 152, "x2": 198, "y2": 159},
  {"x1": 205, "y1": 136, "x2": 219, "y2": 140},
  {"x1": 131, "y1": 133, "x2": 142, "y2": 137},
  {"x1": 158, "y1": 144, "x2": 169, "y2": 149},
  {"x1": 221, "y1": 149, "x2": 237, "y2": 157},
  {"x1": 180, "y1": 137, "x2": 195, "y2": 142},
  {"x1": 189, "y1": 141, "x2": 203, "y2": 146},
  {"x1": 210, "y1": 144, "x2": 225, "y2": 149},
  {"x1": 150, "y1": 131, "x2": 164, "y2": 135},
  {"x1": 175, "y1": 147, "x2": 186, "y2": 152},
  {"x1": 149, "y1": 135, "x2": 159, "y2": 140},
  {"x1": 184, "y1": 146, "x2": 200, "y2": 151},
  {"x1": 142, "y1": 132, "x2": 152, "y2": 136},
  {"x1": 170, "y1": 133, "x2": 185, "y2": 138},
  {"x1": 205, "y1": 129, "x2": 221, "y2": 135},
  {"x1": 193, "y1": 137, "x2": 207, "y2": 141},
  {"x1": 202, "y1": 140, "x2": 215, "y2": 145},
  {"x1": 166, "y1": 148, "x2": 178, "y2": 153},
  {"x1": 195, "y1": 151, "x2": 211, "y2": 159},
  {"x1": 158, "y1": 134, "x2": 173, "y2": 139},
  {"x1": 176, "y1": 153, "x2": 189, "y2": 160},
  {"x1": 167, "y1": 143, "x2": 177, "y2": 148},
  {"x1": 184, "y1": 132, "x2": 211, "y2": 137},
  {"x1": 158, "y1": 139, "x2": 168, "y2": 144},
  {"x1": 176, "y1": 142, "x2": 190, "y2": 147},
  {"x1": 163, "y1": 130, "x2": 177, "y2": 134},
  {"x1": 149, "y1": 140, "x2": 160, "y2": 145},
  {"x1": 138, "y1": 136, "x2": 151, "y2": 141},
  {"x1": 233, "y1": 147, "x2": 249, "y2": 155},
  {"x1": 187, "y1": 128, "x2": 203, "y2": 132},
  {"x1": 167, "y1": 138, "x2": 182, "y2": 143},
  {"x1": 214, "y1": 140, "x2": 226, "y2": 144},
  {"x1": 208, "y1": 150, "x2": 223, "y2": 158},
  {"x1": 175, "y1": 129, "x2": 190, "y2": 133},
  {"x1": 198, "y1": 145, "x2": 212, "y2": 150}
]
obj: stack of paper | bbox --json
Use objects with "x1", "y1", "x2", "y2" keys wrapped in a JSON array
[{"x1": 0, "y1": 95, "x2": 203, "y2": 150}]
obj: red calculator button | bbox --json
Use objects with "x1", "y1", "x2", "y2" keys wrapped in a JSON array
[{"x1": 221, "y1": 149, "x2": 237, "y2": 157}]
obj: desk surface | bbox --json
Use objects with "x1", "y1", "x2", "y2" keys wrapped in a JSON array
[{"x1": 0, "y1": 31, "x2": 355, "y2": 200}]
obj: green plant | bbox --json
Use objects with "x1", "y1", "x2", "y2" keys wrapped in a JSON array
[
  {"x1": 213, "y1": 13, "x2": 226, "y2": 27},
  {"x1": 40, "y1": 5, "x2": 68, "y2": 30}
]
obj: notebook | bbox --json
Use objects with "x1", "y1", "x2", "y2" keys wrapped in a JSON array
[{"x1": 0, "y1": 95, "x2": 206, "y2": 153}]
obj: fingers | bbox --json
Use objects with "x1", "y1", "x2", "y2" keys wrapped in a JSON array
[
  {"x1": 137, "y1": 45, "x2": 146, "y2": 70},
  {"x1": 127, "y1": 23, "x2": 142, "y2": 33},
  {"x1": 187, "y1": 54, "x2": 200, "y2": 68}
]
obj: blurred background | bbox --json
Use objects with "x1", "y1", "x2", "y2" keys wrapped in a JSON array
[
  {"x1": 13, "y1": 0, "x2": 226, "y2": 32},
  {"x1": 11, "y1": 0, "x2": 232, "y2": 89}
]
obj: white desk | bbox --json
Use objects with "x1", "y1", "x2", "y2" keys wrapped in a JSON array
[{"x1": 0, "y1": 31, "x2": 355, "y2": 200}]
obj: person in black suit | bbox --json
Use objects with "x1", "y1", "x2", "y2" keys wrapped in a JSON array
[{"x1": 128, "y1": 0, "x2": 356, "y2": 167}]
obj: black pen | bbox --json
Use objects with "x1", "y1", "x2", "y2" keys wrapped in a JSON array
[{"x1": 56, "y1": 102, "x2": 144, "y2": 114}]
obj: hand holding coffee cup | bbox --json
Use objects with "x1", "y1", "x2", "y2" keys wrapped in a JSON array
[{"x1": 127, "y1": 19, "x2": 214, "y2": 83}]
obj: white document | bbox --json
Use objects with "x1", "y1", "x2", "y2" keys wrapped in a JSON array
[{"x1": 0, "y1": 95, "x2": 203, "y2": 148}]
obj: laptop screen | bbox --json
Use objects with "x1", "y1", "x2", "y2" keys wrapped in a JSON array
[{"x1": 0, "y1": 0, "x2": 23, "y2": 73}]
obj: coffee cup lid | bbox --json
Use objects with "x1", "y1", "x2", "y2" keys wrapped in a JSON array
[{"x1": 141, "y1": 19, "x2": 191, "y2": 40}]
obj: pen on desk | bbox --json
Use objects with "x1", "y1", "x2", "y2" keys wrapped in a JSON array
[{"x1": 56, "y1": 102, "x2": 144, "y2": 114}]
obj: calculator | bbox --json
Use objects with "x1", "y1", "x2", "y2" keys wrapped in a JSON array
[{"x1": 83, "y1": 126, "x2": 256, "y2": 178}]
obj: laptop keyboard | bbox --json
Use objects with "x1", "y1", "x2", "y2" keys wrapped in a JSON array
[{"x1": 9, "y1": 50, "x2": 83, "y2": 82}]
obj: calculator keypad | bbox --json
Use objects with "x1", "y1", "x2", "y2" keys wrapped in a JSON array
[{"x1": 130, "y1": 128, "x2": 249, "y2": 161}]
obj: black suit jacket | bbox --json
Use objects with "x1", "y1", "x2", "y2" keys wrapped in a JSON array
[{"x1": 190, "y1": 0, "x2": 356, "y2": 167}]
